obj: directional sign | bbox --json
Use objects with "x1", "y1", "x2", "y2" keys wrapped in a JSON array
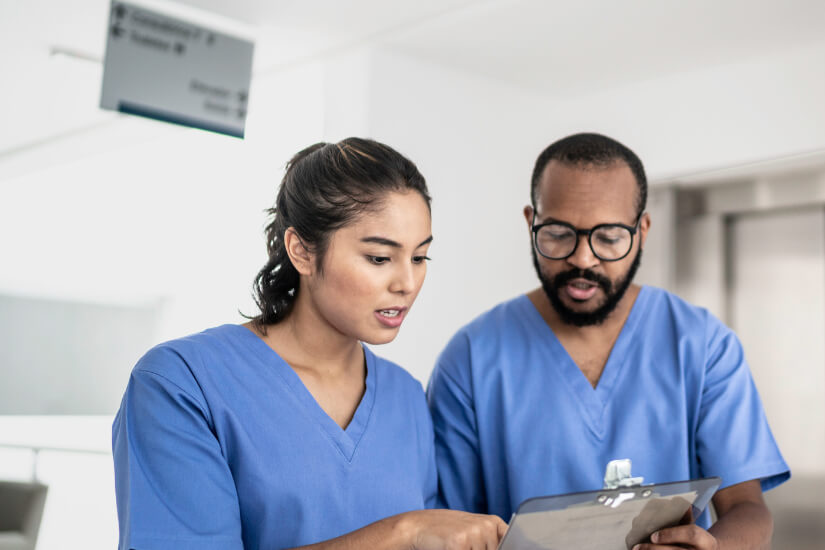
[{"x1": 100, "y1": 1, "x2": 254, "y2": 138}]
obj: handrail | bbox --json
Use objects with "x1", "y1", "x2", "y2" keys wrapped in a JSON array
[{"x1": 0, "y1": 442, "x2": 110, "y2": 482}]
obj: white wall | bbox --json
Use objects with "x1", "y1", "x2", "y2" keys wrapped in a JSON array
[
  {"x1": 341, "y1": 41, "x2": 825, "y2": 383},
  {"x1": 0, "y1": 60, "x2": 326, "y2": 337},
  {"x1": 357, "y1": 49, "x2": 557, "y2": 381},
  {"x1": 545, "y1": 40, "x2": 825, "y2": 180}
]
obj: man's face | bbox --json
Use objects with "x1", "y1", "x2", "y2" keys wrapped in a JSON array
[{"x1": 524, "y1": 160, "x2": 650, "y2": 327}]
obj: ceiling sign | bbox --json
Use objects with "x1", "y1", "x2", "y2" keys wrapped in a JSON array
[{"x1": 100, "y1": 1, "x2": 254, "y2": 138}]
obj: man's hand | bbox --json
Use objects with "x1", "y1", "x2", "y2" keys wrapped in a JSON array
[
  {"x1": 634, "y1": 479, "x2": 772, "y2": 550},
  {"x1": 632, "y1": 523, "x2": 719, "y2": 550}
]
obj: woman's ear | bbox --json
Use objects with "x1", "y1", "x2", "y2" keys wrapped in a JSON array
[{"x1": 284, "y1": 228, "x2": 314, "y2": 276}]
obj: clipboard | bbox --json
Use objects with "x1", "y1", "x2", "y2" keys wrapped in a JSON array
[{"x1": 498, "y1": 476, "x2": 721, "y2": 550}]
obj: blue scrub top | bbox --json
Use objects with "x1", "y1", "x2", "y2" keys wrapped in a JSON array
[
  {"x1": 427, "y1": 287, "x2": 789, "y2": 527},
  {"x1": 113, "y1": 324, "x2": 437, "y2": 550}
]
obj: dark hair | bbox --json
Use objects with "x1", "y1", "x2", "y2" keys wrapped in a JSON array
[
  {"x1": 251, "y1": 137, "x2": 430, "y2": 330},
  {"x1": 530, "y1": 133, "x2": 647, "y2": 217}
]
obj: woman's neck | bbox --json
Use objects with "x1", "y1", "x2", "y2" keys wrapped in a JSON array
[{"x1": 253, "y1": 290, "x2": 363, "y2": 377}]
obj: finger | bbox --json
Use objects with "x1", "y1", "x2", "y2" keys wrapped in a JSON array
[
  {"x1": 484, "y1": 518, "x2": 505, "y2": 548},
  {"x1": 632, "y1": 544, "x2": 693, "y2": 550},
  {"x1": 496, "y1": 517, "x2": 509, "y2": 539},
  {"x1": 651, "y1": 524, "x2": 715, "y2": 548}
]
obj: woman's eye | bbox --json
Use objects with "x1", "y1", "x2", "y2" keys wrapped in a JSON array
[
  {"x1": 412, "y1": 256, "x2": 431, "y2": 264},
  {"x1": 366, "y1": 255, "x2": 390, "y2": 265}
]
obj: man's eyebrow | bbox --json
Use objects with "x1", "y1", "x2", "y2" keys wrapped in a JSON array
[
  {"x1": 360, "y1": 235, "x2": 433, "y2": 248},
  {"x1": 535, "y1": 215, "x2": 568, "y2": 225}
]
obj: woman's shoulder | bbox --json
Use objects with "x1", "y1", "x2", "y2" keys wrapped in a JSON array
[{"x1": 131, "y1": 324, "x2": 250, "y2": 388}]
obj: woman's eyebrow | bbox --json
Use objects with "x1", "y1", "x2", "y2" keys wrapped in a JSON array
[
  {"x1": 361, "y1": 236, "x2": 401, "y2": 248},
  {"x1": 360, "y1": 236, "x2": 433, "y2": 248}
]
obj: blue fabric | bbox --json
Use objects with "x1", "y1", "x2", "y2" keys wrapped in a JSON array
[
  {"x1": 113, "y1": 324, "x2": 437, "y2": 550},
  {"x1": 427, "y1": 287, "x2": 789, "y2": 528}
]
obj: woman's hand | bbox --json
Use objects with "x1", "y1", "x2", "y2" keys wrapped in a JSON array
[{"x1": 398, "y1": 509, "x2": 508, "y2": 550}]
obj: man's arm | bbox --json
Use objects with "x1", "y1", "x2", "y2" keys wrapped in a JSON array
[
  {"x1": 427, "y1": 333, "x2": 489, "y2": 514},
  {"x1": 709, "y1": 480, "x2": 772, "y2": 548},
  {"x1": 633, "y1": 312, "x2": 788, "y2": 550},
  {"x1": 633, "y1": 479, "x2": 772, "y2": 550}
]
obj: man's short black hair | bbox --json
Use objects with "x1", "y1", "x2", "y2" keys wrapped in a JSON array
[{"x1": 530, "y1": 133, "x2": 647, "y2": 217}]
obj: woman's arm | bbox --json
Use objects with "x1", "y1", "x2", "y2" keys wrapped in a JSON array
[{"x1": 292, "y1": 509, "x2": 508, "y2": 550}]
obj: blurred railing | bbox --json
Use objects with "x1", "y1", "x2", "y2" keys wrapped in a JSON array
[{"x1": 0, "y1": 442, "x2": 110, "y2": 483}]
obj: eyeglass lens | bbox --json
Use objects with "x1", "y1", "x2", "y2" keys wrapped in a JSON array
[{"x1": 535, "y1": 224, "x2": 632, "y2": 260}]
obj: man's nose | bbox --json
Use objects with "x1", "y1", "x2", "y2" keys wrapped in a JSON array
[{"x1": 566, "y1": 234, "x2": 600, "y2": 270}]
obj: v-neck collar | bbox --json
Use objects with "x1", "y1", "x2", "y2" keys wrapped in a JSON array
[
  {"x1": 235, "y1": 325, "x2": 377, "y2": 462},
  {"x1": 520, "y1": 287, "x2": 649, "y2": 439}
]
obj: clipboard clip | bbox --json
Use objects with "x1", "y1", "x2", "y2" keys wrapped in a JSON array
[{"x1": 603, "y1": 458, "x2": 644, "y2": 489}]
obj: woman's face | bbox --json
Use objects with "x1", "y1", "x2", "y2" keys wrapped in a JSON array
[{"x1": 305, "y1": 190, "x2": 433, "y2": 345}]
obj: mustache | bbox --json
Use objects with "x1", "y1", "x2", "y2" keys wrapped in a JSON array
[{"x1": 552, "y1": 268, "x2": 613, "y2": 293}]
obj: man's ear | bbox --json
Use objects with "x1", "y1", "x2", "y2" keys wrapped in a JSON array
[
  {"x1": 523, "y1": 205, "x2": 535, "y2": 234},
  {"x1": 284, "y1": 228, "x2": 313, "y2": 276},
  {"x1": 639, "y1": 212, "x2": 651, "y2": 249}
]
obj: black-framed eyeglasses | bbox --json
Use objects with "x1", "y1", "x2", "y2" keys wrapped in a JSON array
[{"x1": 532, "y1": 212, "x2": 643, "y2": 261}]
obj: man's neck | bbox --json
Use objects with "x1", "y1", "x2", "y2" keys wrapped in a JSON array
[{"x1": 528, "y1": 284, "x2": 642, "y2": 388}]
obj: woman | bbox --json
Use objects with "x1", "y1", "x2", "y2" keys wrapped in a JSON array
[{"x1": 113, "y1": 138, "x2": 506, "y2": 550}]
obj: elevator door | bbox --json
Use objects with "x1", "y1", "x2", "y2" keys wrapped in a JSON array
[
  {"x1": 728, "y1": 206, "x2": 825, "y2": 476},
  {"x1": 728, "y1": 206, "x2": 825, "y2": 548}
]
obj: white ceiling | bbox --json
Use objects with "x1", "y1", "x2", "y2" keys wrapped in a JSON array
[
  {"x1": 382, "y1": 0, "x2": 825, "y2": 97},
  {"x1": 2, "y1": 0, "x2": 825, "y2": 164}
]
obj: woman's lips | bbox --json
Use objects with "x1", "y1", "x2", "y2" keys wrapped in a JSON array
[{"x1": 374, "y1": 307, "x2": 408, "y2": 328}]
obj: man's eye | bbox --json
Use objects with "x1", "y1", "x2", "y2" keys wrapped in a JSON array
[
  {"x1": 543, "y1": 230, "x2": 573, "y2": 241},
  {"x1": 596, "y1": 235, "x2": 621, "y2": 245},
  {"x1": 366, "y1": 255, "x2": 390, "y2": 265}
]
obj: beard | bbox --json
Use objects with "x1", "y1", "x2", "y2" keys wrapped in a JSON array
[{"x1": 532, "y1": 247, "x2": 642, "y2": 327}]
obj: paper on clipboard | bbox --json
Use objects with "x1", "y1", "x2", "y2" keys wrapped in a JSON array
[{"x1": 498, "y1": 477, "x2": 720, "y2": 550}]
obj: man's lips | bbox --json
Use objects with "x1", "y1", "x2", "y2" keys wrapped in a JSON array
[{"x1": 564, "y1": 278, "x2": 600, "y2": 301}]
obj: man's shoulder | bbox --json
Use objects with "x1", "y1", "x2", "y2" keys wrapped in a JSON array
[
  {"x1": 454, "y1": 294, "x2": 533, "y2": 338},
  {"x1": 641, "y1": 286, "x2": 718, "y2": 326},
  {"x1": 435, "y1": 294, "x2": 536, "y2": 374}
]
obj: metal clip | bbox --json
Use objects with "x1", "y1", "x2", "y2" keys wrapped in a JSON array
[{"x1": 603, "y1": 458, "x2": 644, "y2": 489}]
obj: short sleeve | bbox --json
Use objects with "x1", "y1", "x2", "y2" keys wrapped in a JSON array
[
  {"x1": 426, "y1": 332, "x2": 487, "y2": 513},
  {"x1": 418, "y1": 393, "x2": 440, "y2": 510},
  {"x1": 695, "y1": 318, "x2": 790, "y2": 491},
  {"x1": 112, "y1": 347, "x2": 244, "y2": 550}
]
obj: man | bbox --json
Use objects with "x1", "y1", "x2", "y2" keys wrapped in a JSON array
[{"x1": 427, "y1": 133, "x2": 789, "y2": 549}]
